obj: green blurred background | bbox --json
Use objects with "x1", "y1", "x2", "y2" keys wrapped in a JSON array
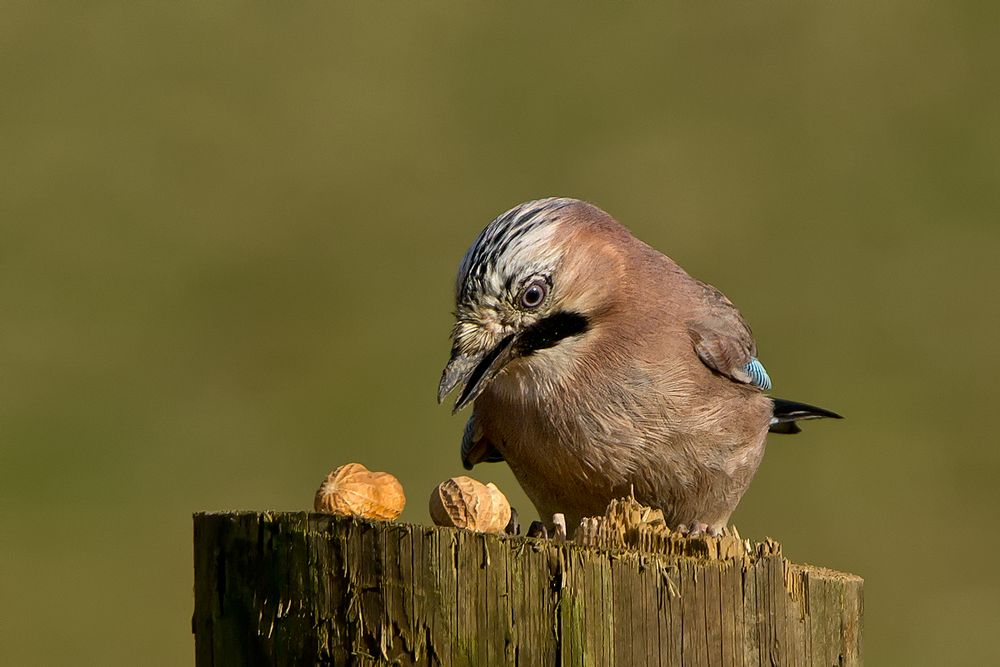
[{"x1": 2, "y1": 2, "x2": 998, "y2": 664}]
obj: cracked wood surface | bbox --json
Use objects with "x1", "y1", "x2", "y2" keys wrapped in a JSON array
[{"x1": 192, "y1": 511, "x2": 862, "y2": 666}]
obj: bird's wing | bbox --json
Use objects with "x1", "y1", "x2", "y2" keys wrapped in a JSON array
[
  {"x1": 687, "y1": 283, "x2": 771, "y2": 390},
  {"x1": 460, "y1": 411, "x2": 505, "y2": 469}
]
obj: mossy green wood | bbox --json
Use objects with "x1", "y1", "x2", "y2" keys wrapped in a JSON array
[{"x1": 193, "y1": 512, "x2": 862, "y2": 666}]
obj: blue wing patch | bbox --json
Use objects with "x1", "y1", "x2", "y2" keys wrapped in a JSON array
[{"x1": 744, "y1": 357, "x2": 772, "y2": 391}]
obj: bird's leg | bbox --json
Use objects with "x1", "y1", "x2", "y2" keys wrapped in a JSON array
[
  {"x1": 526, "y1": 520, "x2": 548, "y2": 539},
  {"x1": 505, "y1": 507, "x2": 520, "y2": 536},
  {"x1": 675, "y1": 521, "x2": 720, "y2": 537},
  {"x1": 525, "y1": 514, "x2": 568, "y2": 541},
  {"x1": 552, "y1": 513, "x2": 567, "y2": 542}
]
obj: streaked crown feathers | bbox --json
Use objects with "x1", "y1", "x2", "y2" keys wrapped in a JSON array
[
  {"x1": 448, "y1": 197, "x2": 584, "y2": 354},
  {"x1": 455, "y1": 197, "x2": 582, "y2": 307}
]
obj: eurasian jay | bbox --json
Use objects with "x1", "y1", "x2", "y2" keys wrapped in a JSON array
[{"x1": 438, "y1": 197, "x2": 840, "y2": 534}]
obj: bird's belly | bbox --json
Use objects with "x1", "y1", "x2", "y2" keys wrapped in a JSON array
[
  {"x1": 502, "y1": 441, "x2": 629, "y2": 529},
  {"x1": 496, "y1": 414, "x2": 769, "y2": 532},
  {"x1": 480, "y1": 361, "x2": 772, "y2": 532}
]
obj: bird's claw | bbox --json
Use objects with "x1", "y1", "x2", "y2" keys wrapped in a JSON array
[
  {"x1": 526, "y1": 520, "x2": 548, "y2": 539},
  {"x1": 525, "y1": 514, "x2": 568, "y2": 541},
  {"x1": 675, "y1": 521, "x2": 722, "y2": 537}
]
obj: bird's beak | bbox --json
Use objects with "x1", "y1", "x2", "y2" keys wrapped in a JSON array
[{"x1": 437, "y1": 333, "x2": 517, "y2": 413}]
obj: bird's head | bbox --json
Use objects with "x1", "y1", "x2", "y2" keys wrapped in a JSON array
[{"x1": 438, "y1": 197, "x2": 627, "y2": 412}]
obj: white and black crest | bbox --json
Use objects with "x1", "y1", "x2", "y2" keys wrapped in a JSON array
[{"x1": 456, "y1": 197, "x2": 579, "y2": 306}]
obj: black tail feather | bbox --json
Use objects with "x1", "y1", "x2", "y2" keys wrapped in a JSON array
[{"x1": 769, "y1": 398, "x2": 843, "y2": 435}]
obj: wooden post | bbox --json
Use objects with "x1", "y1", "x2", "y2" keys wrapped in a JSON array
[{"x1": 193, "y1": 511, "x2": 862, "y2": 666}]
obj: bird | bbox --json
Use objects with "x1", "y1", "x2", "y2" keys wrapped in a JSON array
[{"x1": 437, "y1": 197, "x2": 841, "y2": 535}]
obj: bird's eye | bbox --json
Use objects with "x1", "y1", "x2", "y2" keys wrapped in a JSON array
[{"x1": 520, "y1": 281, "x2": 548, "y2": 309}]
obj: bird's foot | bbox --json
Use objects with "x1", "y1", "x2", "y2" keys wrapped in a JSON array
[
  {"x1": 675, "y1": 522, "x2": 722, "y2": 537},
  {"x1": 552, "y1": 513, "x2": 567, "y2": 542},
  {"x1": 526, "y1": 520, "x2": 548, "y2": 539},
  {"x1": 525, "y1": 514, "x2": 568, "y2": 541},
  {"x1": 505, "y1": 507, "x2": 520, "y2": 536}
]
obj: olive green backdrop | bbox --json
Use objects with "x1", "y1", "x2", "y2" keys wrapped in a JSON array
[{"x1": 2, "y1": 3, "x2": 998, "y2": 665}]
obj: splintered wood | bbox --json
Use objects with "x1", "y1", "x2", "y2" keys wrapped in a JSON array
[
  {"x1": 193, "y1": 510, "x2": 863, "y2": 666},
  {"x1": 574, "y1": 496, "x2": 775, "y2": 561}
]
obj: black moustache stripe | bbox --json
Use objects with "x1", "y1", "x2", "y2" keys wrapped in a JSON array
[{"x1": 516, "y1": 311, "x2": 590, "y2": 356}]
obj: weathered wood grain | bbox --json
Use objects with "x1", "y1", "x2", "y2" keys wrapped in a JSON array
[{"x1": 193, "y1": 512, "x2": 862, "y2": 666}]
